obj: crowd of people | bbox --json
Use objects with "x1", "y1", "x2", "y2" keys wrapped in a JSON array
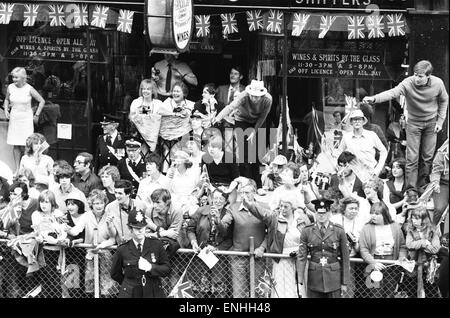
[{"x1": 0, "y1": 60, "x2": 448, "y2": 299}]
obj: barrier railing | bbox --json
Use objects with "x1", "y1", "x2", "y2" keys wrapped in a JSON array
[{"x1": 0, "y1": 239, "x2": 443, "y2": 298}]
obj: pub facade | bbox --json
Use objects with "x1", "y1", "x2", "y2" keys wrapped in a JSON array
[{"x1": 0, "y1": 0, "x2": 448, "y2": 169}]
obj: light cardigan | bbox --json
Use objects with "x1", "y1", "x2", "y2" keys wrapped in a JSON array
[{"x1": 359, "y1": 222, "x2": 407, "y2": 265}]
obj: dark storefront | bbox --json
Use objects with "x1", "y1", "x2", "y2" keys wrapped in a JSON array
[{"x1": 0, "y1": 0, "x2": 448, "y2": 168}]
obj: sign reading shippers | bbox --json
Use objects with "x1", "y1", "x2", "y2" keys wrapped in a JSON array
[{"x1": 288, "y1": 49, "x2": 390, "y2": 79}]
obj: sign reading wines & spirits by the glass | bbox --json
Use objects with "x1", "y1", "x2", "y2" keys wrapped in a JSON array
[{"x1": 288, "y1": 49, "x2": 390, "y2": 79}]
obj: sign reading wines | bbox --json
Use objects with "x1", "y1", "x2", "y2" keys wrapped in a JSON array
[
  {"x1": 7, "y1": 34, "x2": 104, "y2": 62},
  {"x1": 288, "y1": 49, "x2": 390, "y2": 79}
]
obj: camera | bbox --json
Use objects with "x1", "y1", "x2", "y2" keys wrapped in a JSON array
[
  {"x1": 173, "y1": 107, "x2": 183, "y2": 113},
  {"x1": 346, "y1": 232, "x2": 357, "y2": 248}
]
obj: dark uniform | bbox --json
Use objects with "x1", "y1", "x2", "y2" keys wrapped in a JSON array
[
  {"x1": 95, "y1": 115, "x2": 126, "y2": 171},
  {"x1": 117, "y1": 139, "x2": 146, "y2": 192},
  {"x1": 110, "y1": 208, "x2": 171, "y2": 298},
  {"x1": 298, "y1": 199, "x2": 350, "y2": 298}
]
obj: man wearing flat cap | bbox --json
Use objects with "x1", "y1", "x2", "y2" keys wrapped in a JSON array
[
  {"x1": 110, "y1": 207, "x2": 170, "y2": 298},
  {"x1": 117, "y1": 139, "x2": 146, "y2": 193},
  {"x1": 298, "y1": 198, "x2": 350, "y2": 298},
  {"x1": 95, "y1": 114, "x2": 125, "y2": 172}
]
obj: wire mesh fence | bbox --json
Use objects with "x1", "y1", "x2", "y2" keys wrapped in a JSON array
[{"x1": 0, "y1": 240, "x2": 444, "y2": 298}]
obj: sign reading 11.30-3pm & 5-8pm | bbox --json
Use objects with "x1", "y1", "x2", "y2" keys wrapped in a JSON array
[{"x1": 288, "y1": 49, "x2": 390, "y2": 79}]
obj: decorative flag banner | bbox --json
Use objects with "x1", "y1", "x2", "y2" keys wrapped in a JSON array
[
  {"x1": 291, "y1": 12, "x2": 310, "y2": 36},
  {"x1": 91, "y1": 5, "x2": 109, "y2": 29},
  {"x1": 74, "y1": 4, "x2": 89, "y2": 27},
  {"x1": 386, "y1": 13, "x2": 405, "y2": 37},
  {"x1": 366, "y1": 15, "x2": 385, "y2": 39},
  {"x1": 48, "y1": 4, "x2": 66, "y2": 27},
  {"x1": 266, "y1": 9, "x2": 283, "y2": 33},
  {"x1": 195, "y1": 14, "x2": 210, "y2": 38},
  {"x1": 23, "y1": 4, "x2": 39, "y2": 27},
  {"x1": 246, "y1": 10, "x2": 263, "y2": 32},
  {"x1": 318, "y1": 15, "x2": 336, "y2": 38},
  {"x1": 221, "y1": 13, "x2": 238, "y2": 36},
  {"x1": 347, "y1": 16, "x2": 365, "y2": 39},
  {"x1": 0, "y1": 3, "x2": 15, "y2": 24},
  {"x1": 117, "y1": 9, "x2": 134, "y2": 33}
]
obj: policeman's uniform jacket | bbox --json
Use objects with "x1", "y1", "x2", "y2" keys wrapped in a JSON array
[
  {"x1": 298, "y1": 222, "x2": 350, "y2": 293},
  {"x1": 95, "y1": 132, "x2": 126, "y2": 171},
  {"x1": 111, "y1": 237, "x2": 171, "y2": 298},
  {"x1": 117, "y1": 157, "x2": 146, "y2": 191}
]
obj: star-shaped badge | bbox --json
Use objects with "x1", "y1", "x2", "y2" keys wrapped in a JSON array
[{"x1": 135, "y1": 211, "x2": 144, "y2": 222}]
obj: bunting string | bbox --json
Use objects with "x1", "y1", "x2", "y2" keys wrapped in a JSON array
[{"x1": 0, "y1": 3, "x2": 408, "y2": 38}]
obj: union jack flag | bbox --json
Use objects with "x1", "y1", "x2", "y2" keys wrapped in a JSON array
[
  {"x1": 246, "y1": 10, "x2": 263, "y2": 32},
  {"x1": 117, "y1": 9, "x2": 134, "y2": 33},
  {"x1": 366, "y1": 15, "x2": 385, "y2": 39},
  {"x1": 266, "y1": 9, "x2": 283, "y2": 33},
  {"x1": 48, "y1": 4, "x2": 66, "y2": 27},
  {"x1": 291, "y1": 13, "x2": 310, "y2": 36},
  {"x1": 221, "y1": 13, "x2": 238, "y2": 36},
  {"x1": 23, "y1": 4, "x2": 39, "y2": 27},
  {"x1": 347, "y1": 16, "x2": 365, "y2": 40},
  {"x1": 195, "y1": 15, "x2": 210, "y2": 38},
  {"x1": 168, "y1": 275, "x2": 194, "y2": 298},
  {"x1": 0, "y1": 3, "x2": 14, "y2": 24},
  {"x1": 74, "y1": 4, "x2": 89, "y2": 27},
  {"x1": 318, "y1": 15, "x2": 336, "y2": 39},
  {"x1": 386, "y1": 13, "x2": 405, "y2": 37},
  {"x1": 91, "y1": 5, "x2": 109, "y2": 29}
]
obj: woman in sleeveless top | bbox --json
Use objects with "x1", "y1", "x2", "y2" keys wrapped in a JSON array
[
  {"x1": 3, "y1": 67, "x2": 45, "y2": 171},
  {"x1": 383, "y1": 158, "x2": 407, "y2": 214}
]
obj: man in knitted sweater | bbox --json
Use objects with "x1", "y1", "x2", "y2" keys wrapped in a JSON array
[{"x1": 364, "y1": 60, "x2": 448, "y2": 188}]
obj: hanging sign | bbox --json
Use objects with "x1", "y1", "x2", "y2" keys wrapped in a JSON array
[
  {"x1": 146, "y1": 0, "x2": 193, "y2": 53},
  {"x1": 288, "y1": 49, "x2": 391, "y2": 79}
]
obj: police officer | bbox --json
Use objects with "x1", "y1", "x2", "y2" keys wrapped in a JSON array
[
  {"x1": 117, "y1": 139, "x2": 146, "y2": 193},
  {"x1": 110, "y1": 207, "x2": 170, "y2": 298},
  {"x1": 298, "y1": 198, "x2": 350, "y2": 298},
  {"x1": 95, "y1": 114, "x2": 125, "y2": 172}
]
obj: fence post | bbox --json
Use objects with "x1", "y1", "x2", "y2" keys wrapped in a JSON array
[
  {"x1": 60, "y1": 246, "x2": 66, "y2": 298},
  {"x1": 93, "y1": 228, "x2": 100, "y2": 298},
  {"x1": 417, "y1": 251, "x2": 425, "y2": 298},
  {"x1": 249, "y1": 236, "x2": 255, "y2": 298}
]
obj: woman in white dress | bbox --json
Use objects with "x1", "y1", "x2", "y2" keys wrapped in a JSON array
[{"x1": 3, "y1": 67, "x2": 45, "y2": 171}]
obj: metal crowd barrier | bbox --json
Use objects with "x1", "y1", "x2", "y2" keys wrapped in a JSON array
[{"x1": 0, "y1": 239, "x2": 443, "y2": 298}]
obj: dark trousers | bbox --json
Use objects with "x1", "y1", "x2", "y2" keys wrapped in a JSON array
[
  {"x1": 233, "y1": 121, "x2": 262, "y2": 188},
  {"x1": 307, "y1": 288, "x2": 341, "y2": 298}
]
